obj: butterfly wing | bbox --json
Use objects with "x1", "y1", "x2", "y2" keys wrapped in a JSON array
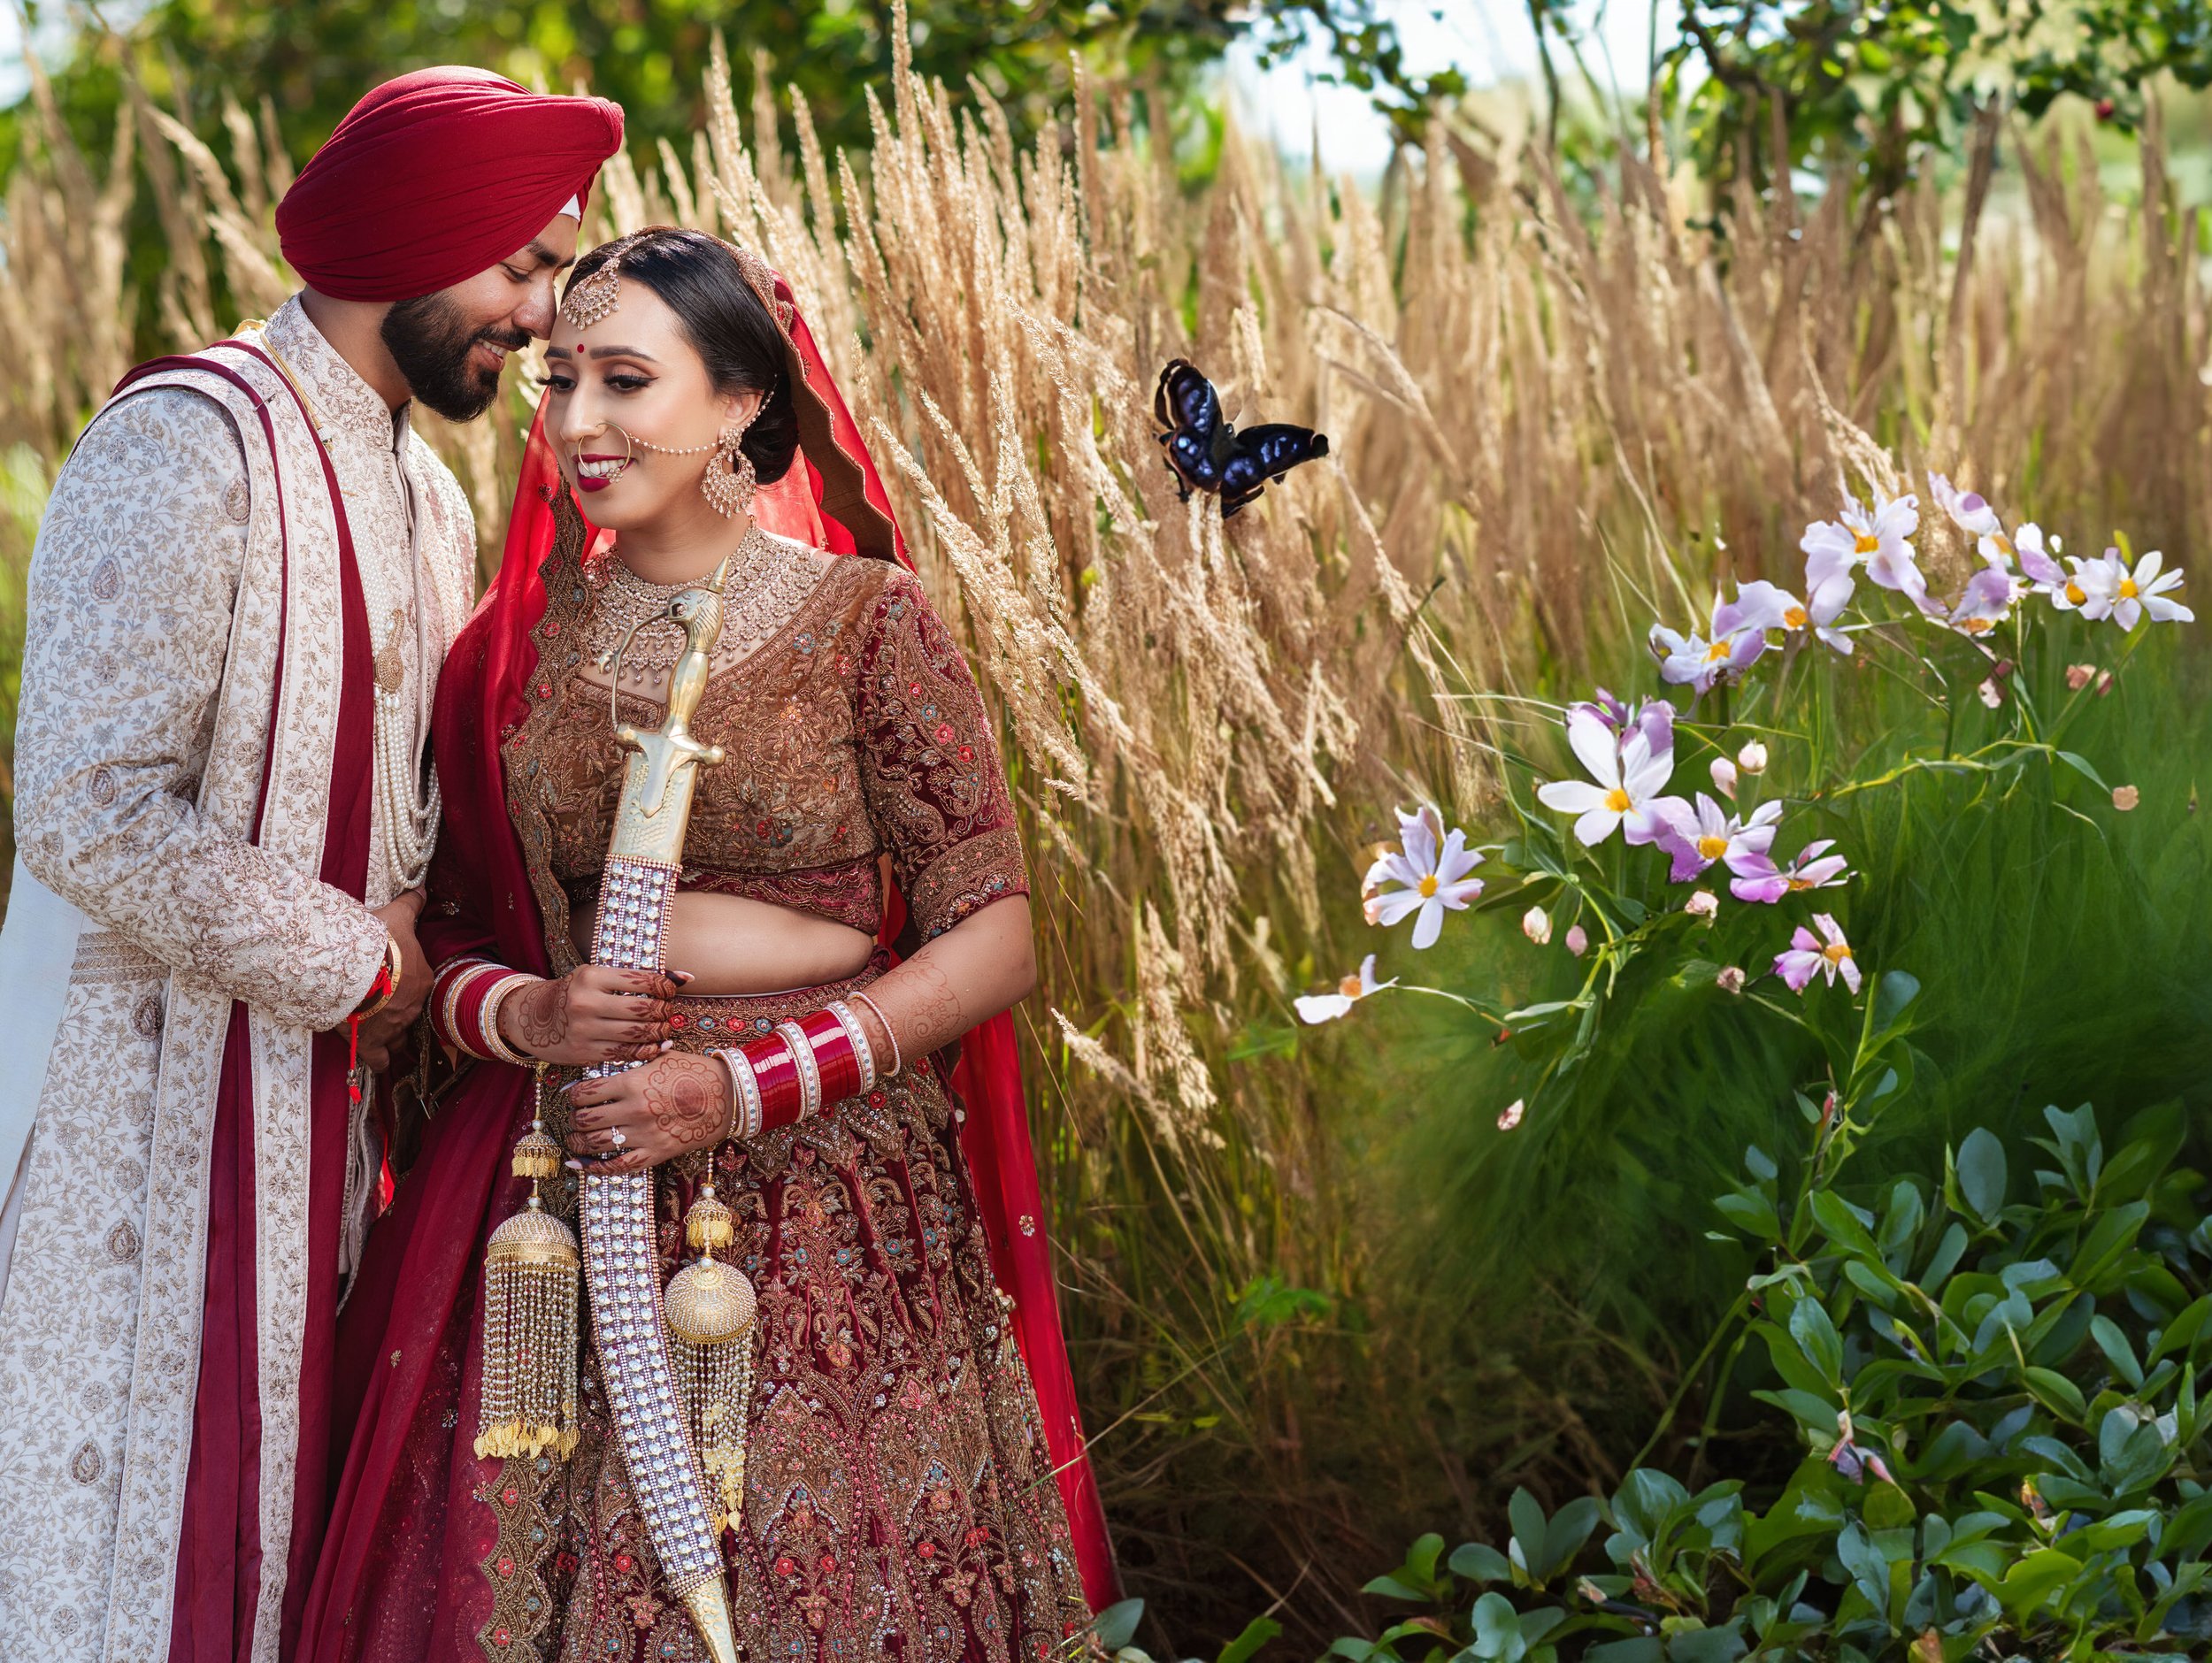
[
  {"x1": 1218, "y1": 423, "x2": 1330, "y2": 516},
  {"x1": 1155, "y1": 360, "x2": 1230, "y2": 497}
]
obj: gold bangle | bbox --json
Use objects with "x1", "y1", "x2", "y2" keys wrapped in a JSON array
[
  {"x1": 354, "y1": 933, "x2": 403, "y2": 1020},
  {"x1": 850, "y1": 989, "x2": 902, "y2": 1079},
  {"x1": 479, "y1": 973, "x2": 540, "y2": 1067}
]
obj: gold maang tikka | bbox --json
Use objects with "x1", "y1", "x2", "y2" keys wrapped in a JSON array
[{"x1": 561, "y1": 246, "x2": 625, "y2": 331}]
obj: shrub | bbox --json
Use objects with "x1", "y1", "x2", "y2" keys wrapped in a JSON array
[{"x1": 1327, "y1": 1101, "x2": 2212, "y2": 1660}]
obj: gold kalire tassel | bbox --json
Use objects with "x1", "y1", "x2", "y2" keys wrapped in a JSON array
[
  {"x1": 664, "y1": 1181, "x2": 757, "y2": 1530},
  {"x1": 476, "y1": 1067, "x2": 581, "y2": 1461}
]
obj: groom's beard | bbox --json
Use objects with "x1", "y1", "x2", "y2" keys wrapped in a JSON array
[{"x1": 380, "y1": 294, "x2": 527, "y2": 423}]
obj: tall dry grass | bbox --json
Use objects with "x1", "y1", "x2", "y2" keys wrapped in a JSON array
[{"x1": 0, "y1": 9, "x2": 2207, "y2": 1637}]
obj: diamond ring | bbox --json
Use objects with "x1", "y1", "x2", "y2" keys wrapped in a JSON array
[{"x1": 611, "y1": 1127, "x2": 627, "y2": 1149}]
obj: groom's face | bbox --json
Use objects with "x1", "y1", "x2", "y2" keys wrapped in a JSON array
[{"x1": 380, "y1": 209, "x2": 580, "y2": 422}]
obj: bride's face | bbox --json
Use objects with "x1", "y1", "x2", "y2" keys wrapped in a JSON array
[{"x1": 544, "y1": 280, "x2": 759, "y2": 533}]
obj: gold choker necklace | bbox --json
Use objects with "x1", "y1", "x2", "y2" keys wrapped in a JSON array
[{"x1": 583, "y1": 527, "x2": 821, "y2": 686}]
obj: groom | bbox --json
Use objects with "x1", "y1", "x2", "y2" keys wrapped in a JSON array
[{"x1": 0, "y1": 68, "x2": 621, "y2": 1663}]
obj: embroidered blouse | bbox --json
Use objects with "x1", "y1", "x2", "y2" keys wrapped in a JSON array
[{"x1": 518, "y1": 551, "x2": 1026, "y2": 947}]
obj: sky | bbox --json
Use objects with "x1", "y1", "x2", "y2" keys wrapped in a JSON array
[{"x1": 1231, "y1": 0, "x2": 1682, "y2": 176}]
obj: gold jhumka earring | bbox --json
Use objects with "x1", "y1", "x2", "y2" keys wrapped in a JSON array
[
  {"x1": 664, "y1": 1178, "x2": 757, "y2": 1529},
  {"x1": 475, "y1": 1065, "x2": 582, "y2": 1460},
  {"x1": 623, "y1": 402, "x2": 760, "y2": 519}
]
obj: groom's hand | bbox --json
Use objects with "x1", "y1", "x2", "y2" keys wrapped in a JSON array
[{"x1": 358, "y1": 891, "x2": 432, "y2": 1072}]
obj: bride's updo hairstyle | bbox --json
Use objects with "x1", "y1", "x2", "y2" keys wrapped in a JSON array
[{"x1": 567, "y1": 226, "x2": 801, "y2": 487}]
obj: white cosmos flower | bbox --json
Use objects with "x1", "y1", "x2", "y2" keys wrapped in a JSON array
[
  {"x1": 2076, "y1": 548, "x2": 2193, "y2": 630},
  {"x1": 1294, "y1": 954, "x2": 1397, "y2": 1023},
  {"x1": 1363, "y1": 804, "x2": 1485, "y2": 949},
  {"x1": 1536, "y1": 709, "x2": 1688, "y2": 848}
]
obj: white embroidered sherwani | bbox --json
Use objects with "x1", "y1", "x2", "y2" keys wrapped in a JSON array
[{"x1": 0, "y1": 295, "x2": 475, "y2": 1662}]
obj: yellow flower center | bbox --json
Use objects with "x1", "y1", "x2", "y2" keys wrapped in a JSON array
[
  {"x1": 1788, "y1": 875, "x2": 1814, "y2": 891},
  {"x1": 1604, "y1": 787, "x2": 1632, "y2": 814},
  {"x1": 1822, "y1": 942, "x2": 1853, "y2": 965},
  {"x1": 2119, "y1": 577, "x2": 2139, "y2": 599},
  {"x1": 1962, "y1": 617, "x2": 1993, "y2": 634},
  {"x1": 1854, "y1": 532, "x2": 1880, "y2": 555},
  {"x1": 1339, "y1": 974, "x2": 1363, "y2": 999},
  {"x1": 1784, "y1": 606, "x2": 1808, "y2": 628},
  {"x1": 1697, "y1": 834, "x2": 1729, "y2": 860},
  {"x1": 1704, "y1": 639, "x2": 1733, "y2": 662},
  {"x1": 2065, "y1": 581, "x2": 2086, "y2": 605},
  {"x1": 1417, "y1": 874, "x2": 1439, "y2": 898}
]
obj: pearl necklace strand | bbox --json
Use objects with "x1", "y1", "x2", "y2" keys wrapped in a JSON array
[{"x1": 356, "y1": 497, "x2": 442, "y2": 893}]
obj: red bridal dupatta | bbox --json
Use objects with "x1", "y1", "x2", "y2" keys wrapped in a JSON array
[{"x1": 298, "y1": 262, "x2": 1115, "y2": 1661}]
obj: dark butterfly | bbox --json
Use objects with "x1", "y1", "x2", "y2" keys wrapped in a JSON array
[{"x1": 1153, "y1": 358, "x2": 1329, "y2": 518}]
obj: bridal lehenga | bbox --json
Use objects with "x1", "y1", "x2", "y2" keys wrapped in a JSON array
[{"x1": 297, "y1": 256, "x2": 1113, "y2": 1663}]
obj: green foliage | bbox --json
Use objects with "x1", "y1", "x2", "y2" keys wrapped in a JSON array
[
  {"x1": 1321, "y1": 1104, "x2": 2212, "y2": 1659},
  {"x1": 8, "y1": 0, "x2": 1455, "y2": 165},
  {"x1": 1655, "y1": 1, "x2": 2212, "y2": 203}
]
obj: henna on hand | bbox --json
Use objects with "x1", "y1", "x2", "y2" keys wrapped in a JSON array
[
  {"x1": 509, "y1": 977, "x2": 570, "y2": 1055},
  {"x1": 641, "y1": 1054, "x2": 732, "y2": 1154}
]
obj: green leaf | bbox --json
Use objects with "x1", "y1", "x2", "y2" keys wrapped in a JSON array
[
  {"x1": 1870, "y1": 969, "x2": 1921, "y2": 1035},
  {"x1": 1508, "y1": 1489, "x2": 1549, "y2": 1579},
  {"x1": 2021, "y1": 1367, "x2": 2087, "y2": 1424},
  {"x1": 1810, "y1": 1191, "x2": 1884, "y2": 1259},
  {"x1": 1994, "y1": 1547, "x2": 2079, "y2": 1618},
  {"x1": 1471, "y1": 1592, "x2": 1525, "y2": 1662},
  {"x1": 2070, "y1": 1201, "x2": 2150, "y2": 1288},
  {"x1": 1449, "y1": 1542, "x2": 1513, "y2": 1584},
  {"x1": 1217, "y1": 1615, "x2": 1281, "y2": 1663},
  {"x1": 1090, "y1": 1598, "x2": 1145, "y2": 1652},
  {"x1": 2092, "y1": 1314, "x2": 2145, "y2": 1390},
  {"x1": 2055, "y1": 749, "x2": 2110, "y2": 792},
  {"x1": 1789, "y1": 1299, "x2": 1846, "y2": 1390},
  {"x1": 1541, "y1": 1497, "x2": 1601, "y2": 1583},
  {"x1": 1955, "y1": 1128, "x2": 2008, "y2": 1222}
]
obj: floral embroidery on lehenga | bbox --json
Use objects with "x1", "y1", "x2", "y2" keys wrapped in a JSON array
[{"x1": 465, "y1": 519, "x2": 1080, "y2": 1661}]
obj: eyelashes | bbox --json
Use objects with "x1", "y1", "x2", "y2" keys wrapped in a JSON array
[{"x1": 543, "y1": 374, "x2": 652, "y2": 394}]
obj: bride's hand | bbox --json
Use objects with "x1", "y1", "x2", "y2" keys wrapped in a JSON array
[
  {"x1": 499, "y1": 965, "x2": 680, "y2": 1066},
  {"x1": 564, "y1": 1053, "x2": 731, "y2": 1172}
]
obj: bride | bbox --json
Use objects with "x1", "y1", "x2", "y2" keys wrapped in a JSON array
[{"x1": 299, "y1": 226, "x2": 1114, "y2": 1661}]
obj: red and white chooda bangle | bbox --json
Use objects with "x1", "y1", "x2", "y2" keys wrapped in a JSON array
[
  {"x1": 430, "y1": 956, "x2": 537, "y2": 1066},
  {"x1": 711, "y1": 997, "x2": 880, "y2": 1138}
]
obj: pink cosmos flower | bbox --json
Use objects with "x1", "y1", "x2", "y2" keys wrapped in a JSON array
[
  {"x1": 2076, "y1": 548, "x2": 2193, "y2": 630},
  {"x1": 1363, "y1": 804, "x2": 1485, "y2": 950},
  {"x1": 1651, "y1": 589, "x2": 1782, "y2": 694},
  {"x1": 1657, "y1": 794, "x2": 1784, "y2": 884},
  {"x1": 1775, "y1": 913, "x2": 1861, "y2": 994},
  {"x1": 1294, "y1": 954, "x2": 1397, "y2": 1024},
  {"x1": 1947, "y1": 564, "x2": 2016, "y2": 636},
  {"x1": 1802, "y1": 487, "x2": 1926, "y2": 622},
  {"x1": 1928, "y1": 471, "x2": 2001, "y2": 540},
  {"x1": 1731, "y1": 838, "x2": 1852, "y2": 905},
  {"x1": 1536, "y1": 709, "x2": 1689, "y2": 848}
]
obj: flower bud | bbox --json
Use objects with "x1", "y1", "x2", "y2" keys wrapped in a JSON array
[
  {"x1": 1521, "y1": 906, "x2": 1552, "y2": 945},
  {"x1": 2066, "y1": 663, "x2": 2095, "y2": 692},
  {"x1": 1686, "y1": 890, "x2": 1718, "y2": 919},
  {"x1": 1496, "y1": 1099, "x2": 1525, "y2": 1131},
  {"x1": 1716, "y1": 965, "x2": 1746, "y2": 993},
  {"x1": 1736, "y1": 740, "x2": 1769, "y2": 775},
  {"x1": 1709, "y1": 757, "x2": 1738, "y2": 800},
  {"x1": 1564, "y1": 924, "x2": 1588, "y2": 956},
  {"x1": 2113, "y1": 785, "x2": 2139, "y2": 811}
]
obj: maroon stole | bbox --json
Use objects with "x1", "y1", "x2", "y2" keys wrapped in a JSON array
[{"x1": 110, "y1": 347, "x2": 375, "y2": 1663}]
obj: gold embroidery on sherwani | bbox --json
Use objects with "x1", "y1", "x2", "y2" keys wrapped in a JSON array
[{"x1": 0, "y1": 294, "x2": 476, "y2": 1663}]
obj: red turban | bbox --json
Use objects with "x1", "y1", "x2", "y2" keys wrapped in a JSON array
[{"x1": 276, "y1": 67, "x2": 624, "y2": 303}]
